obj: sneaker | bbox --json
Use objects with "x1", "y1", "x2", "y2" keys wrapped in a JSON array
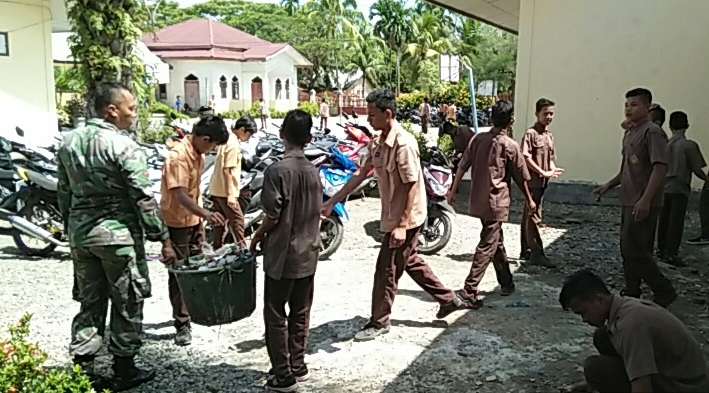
[
  {"x1": 268, "y1": 367, "x2": 309, "y2": 383},
  {"x1": 111, "y1": 357, "x2": 156, "y2": 392},
  {"x1": 354, "y1": 323, "x2": 391, "y2": 341},
  {"x1": 436, "y1": 297, "x2": 470, "y2": 319},
  {"x1": 687, "y1": 236, "x2": 709, "y2": 245},
  {"x1": 174, "y1": 323, "x2": 192, "y2": 346},
  {"x1": 528, "y1": 253, "x2": 556, "y2": 268},
  {"x1": 500, "y1": 284, "x2": 516, "y2": 296},
  {"x1": 653, "y1": 290, "x2": 678, "y2": 308},
  {"x1": 266, "y1": 375, "x2": 299, "y2": 392}
]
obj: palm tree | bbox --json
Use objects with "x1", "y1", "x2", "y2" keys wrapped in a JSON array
[
  {"x1": 406, "y1": 11, "x2": 453, "y2": 80},
  {"x1": 454, "y1": 16, "x2": 484, "y2": 69},
  {"x1": 280, "y1": 0, "x2": 300, "y2": 16},
  {"x1": 346, "y1": 29, "x2": 386, "y2": 98},
  {"x1": 370, "y1": 0, "x2": 415, "y2": 95}
]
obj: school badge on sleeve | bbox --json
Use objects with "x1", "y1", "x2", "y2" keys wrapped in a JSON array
[{"x1": 629, "y1": 155, "x2": 639, "y2": 165}]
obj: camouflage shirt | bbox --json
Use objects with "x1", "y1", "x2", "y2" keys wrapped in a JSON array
[{"x1": 57, "y1": 119, "x2": 170, "y2": 247}]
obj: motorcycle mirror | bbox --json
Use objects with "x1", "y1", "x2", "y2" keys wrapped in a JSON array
[
  {"x1": 324, "y1": 128, "x2": 331, "y2": 135},
  {"x1": 342, "y1": 112, "x2": 350, "y2": 120},
  {"x1": 351, "y1": 110, "x2": 358, "y2": 118},
  {"x1": 15, "y1": 127, "x2": 24, "y2": 137}
]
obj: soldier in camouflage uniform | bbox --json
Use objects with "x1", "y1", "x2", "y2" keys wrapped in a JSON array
[{"x1": 57, "y1": 83, "x2": 177, "y2": 391}]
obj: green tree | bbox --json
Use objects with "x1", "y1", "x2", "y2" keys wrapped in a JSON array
[
  {"x1": 345, "y1": 27, "x2": 386, "y2": 97},
  {"x1": 454, "y1": 17, "x2": 484, "y2": 70},
  {"x1": 476, "y1": 26, "x2": 518, "y2": 92},
  {"x1": 405, "y1": 11, "x2": 453, "y2": 80},
  {"x1": 53, "y1": 66, "x2": 84, "y2": 104},
  {"x1": 280, "y1": 0, "x2": 300, "y2": 16},
  {"x1": 370, "y1": 0, "x2": 415, "y2": 95}
]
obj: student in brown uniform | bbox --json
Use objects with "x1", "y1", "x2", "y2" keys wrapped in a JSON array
[
  {"x1": 209, "y1": 115, "x2": 257, "y2": 249},
  {"x1": 322, "y1": 89, "x2": 469, "y2": 342},
  {"x1": 519, "y1": 98, "x2": 564, "y2": 267},
  {"x1": 657, "y1": 111, "x2": 709, "y2": 266},
  {"x1": 160, "y1": 115, "x2": 228, "y2": 346},
  {"x1": 447, "y1": 100, "x2": 537, "y2": 302},
  {"x1": 593, "y1": 88, "x2": 677, "y2": 307},
  {"x1": 560, "y1": 269, "x2": 709, "y2": 393},
  {"x1": 439, "y1": 120, "x2": 474, "y2": 174},
  {"x1": 250, "y1": 110, "x2": 323, "y2": 392}
]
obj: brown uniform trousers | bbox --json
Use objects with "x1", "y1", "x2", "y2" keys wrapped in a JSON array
[
  {"x1": 520, "y1": 187, "x2": 545, "y2": 255},
  {"x1": 168, "y1": 224, "x2": 204, "y2": 327},
  {"x1": 463, "y1": 220, "x2": 513, "y2": 296},
  {"x1": 371, "y1": 226, "x2": 456, "y2": 327},
  {"x1": 211, "y1": 196, "x2": 246, "y2": 249}
]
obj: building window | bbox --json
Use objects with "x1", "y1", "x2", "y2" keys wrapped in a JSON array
[
  {"x1": 275, "y1": 79, "x2": 282, "y2": 100},
  {"x1": 285, "y1": 79, "x2": 290, "y2": 100},
  {"x1": 219, "y1": 76, "x2": 227, "y2": 99},
  {"x1": 158, "y1": 84, "x2": 167, "y2": 100},
  {"x1": 231, "y1": 76, "x2": 239, "y2": 99}
]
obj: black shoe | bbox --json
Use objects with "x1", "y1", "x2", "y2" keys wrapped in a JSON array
[
  {"x1": 436, "y1": 297, "x2": 473, "y2": 319},
  {"x1": 653, "y1": 290, "x2": 678, "y2": 308},
  {"x1": 500, "y1": 284, "x2": 516, "y2": 296},
  {"x1": 528, "y1": 253, "x2": 556, "y2": 268},
  {"x1": 656, "y1": 250, "x2": 666, "y2": 260},
  {"x1": 687, "y1": 236, "x2": 709, "y2": 245},
  {"x1": 354, "y1": 322, "x2": 391, "y2": 341},
  {"x1": 268, "y1": 367, "x2": 309, "y2": 382},
  {"x1": 74, "y1": 355, "x2": 111, "y2": 389},
  {"x1": 266, "y1": 375, "x2": 299, "y2": 392},
  {"x1": 111, "y1": 356, "x2": 156, "y2": 392},
  {"x1": 666, "y1": 256, "x2": 687, "y2": 267},
  {"x1": 174, "y1": 323, "x2": 192, "y2": 346},
  {"x1": 519, "y1": 250, "x2": 531, "y2": 260}
]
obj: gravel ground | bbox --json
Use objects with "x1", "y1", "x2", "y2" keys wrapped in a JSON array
[{"x1": 3, "y1": 191, "x2": 709, "y2": 393}]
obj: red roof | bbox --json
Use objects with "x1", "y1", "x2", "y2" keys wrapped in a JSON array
[{"x1": 141, "y1": 19, "x2": 289, "y2": 61}]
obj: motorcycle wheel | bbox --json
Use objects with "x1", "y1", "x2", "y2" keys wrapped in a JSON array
[
  {"x1": 12, "y1": 200, "x2": 61, "y2": 257},
  {"x1": 319, "y1": 213, "x2": 344, "y2": 261},
  {"x1": 417, "y1": 213, "x2": 453, "y2": 255}
]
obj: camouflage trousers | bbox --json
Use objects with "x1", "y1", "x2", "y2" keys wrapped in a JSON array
[{"x1": 69, "y1": 243, "x2": 151, "y2": 358}]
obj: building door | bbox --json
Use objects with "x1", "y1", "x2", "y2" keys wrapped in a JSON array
[
  {"x1": 251, "y1": 77, "x2": 263, "y2": 102},
  {"x1": 184, "y1": 74, "x2": 200, "y2": 111}
]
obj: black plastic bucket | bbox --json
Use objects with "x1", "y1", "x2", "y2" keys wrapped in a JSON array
[{"x1": 169, "y1": 256, "x2": 257, "y2": 326}]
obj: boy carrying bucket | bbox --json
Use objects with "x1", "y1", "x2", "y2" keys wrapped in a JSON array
[{"x1": 250, "y1": 109, "x2": 322, "y2": 392}]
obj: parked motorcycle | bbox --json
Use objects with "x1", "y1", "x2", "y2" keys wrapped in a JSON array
[{"x1": 417, "y1": 146, "x2": 456, "y2": 255}]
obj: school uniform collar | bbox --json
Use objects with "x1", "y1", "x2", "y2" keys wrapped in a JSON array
[
  {"x1": 669, "y1": 133, "x2": 686, "y2": 141},
  {"x1": 284, "y1": 149, "x2": 305, "y2": 158},
  {"x1": 628, "y1": 118, "x2": 651, "y2": 133},
  {"x1": 87, "y1": 118, "x2": 120, "y2": 132},
  {"x1": 606, "y1": 294, "x2": 624, "y2": 335},
  {"x1": 490, "y1": 127, "x2": 509, "y2": 137},
  {"x1": 181, "y1": 135, "x2": 200, "y2": 161},
  {"x1": 383, "y1": 123, "x2": 402, "y2": 147},
  {"x1": 533, "y1": 122, "x2": 549, "y2": 133}
]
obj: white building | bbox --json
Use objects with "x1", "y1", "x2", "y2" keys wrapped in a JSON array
[{"x1": 142, "y1": 19, "x2": 312, "y2": 114}]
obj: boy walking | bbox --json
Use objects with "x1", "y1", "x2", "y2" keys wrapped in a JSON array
[
  {"x1": 593, "y1": 88, "x2": 677, "y2": 307},
  {"x1": 161, "y1": 115, "x2": 228, "y2": 346},
  {"x1": 319, "y1": 98, "x2": 329, "y2": 131},
  {"x1": 419, "y1": 97, "x2": 431, "y2": 134},
  {"x1": 519, "y1": 98, "x2": 564, "y2": 267},
  {"x1": 250, "y1": 110, "x2": 322, "y2": 392},
  {"x1": 209, "y1": 115, "x2": 257, "y2": 249},
  {"x1": 447, "y1": 100, "x2": 537, "y2": 302},
  {"x1": 657, "y1": 111, "x2": 709, "y2": 266}
]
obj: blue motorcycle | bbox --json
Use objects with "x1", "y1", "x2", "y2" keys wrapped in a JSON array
[{"x1": 318, "y1": 147, "x2": 356, "y2": 260}]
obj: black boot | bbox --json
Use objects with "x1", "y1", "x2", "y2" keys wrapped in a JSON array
[
  {"x1": 73, "y1": 355, "x2": 111, "y2": 390},
  {"x1": 111, "y1": 356, "x2": 156, "y2": 392}
]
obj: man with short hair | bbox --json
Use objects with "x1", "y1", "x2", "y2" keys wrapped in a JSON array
[
  {"x1": 58, "y1": 83, "x2": 177, "y2": 391},
  {"x1": 210, "y1": 115, "x2": 257, "y2": 249},
  {"x1": 419, "y1": 97, "x2": 431, "y2": 134},
  {"x1": 448, "y1": 100, "x2": 537, "y2": 303},
  {"x1": 657, "y1": 111, "x2": 709, "y2": 266},
  {"x1": 559, "y1": 269, "x2": 709, "y2": 393},
  {"x1": 322, "y1": 89, "x2": 470, "y2": 341},
  {"x1": 519, "y1": 98, "x2": 564, "y2": 267},
  {"x1": 438, "y1": 120, "x2": 473, "y2": 174},
  {"x1": 593, "y1": 88, "x2": 676, "y2": 307},
  {"x1": 160, "y1": 115, "x2": 229, "y2": 346},
  {"x1": 175, "y1": 95, "x2": 182, "y2": 112},
  {"x1": 259, "y1": 98, "x2": 268, "y2": 130},
  {"x1": 250, "y1": 109, "x2": 322, "y2": 392},
  {"x1": 319, "y1": 98, "x2": 329, "y2": 131},
  {"x1": 446, "y1": 101, "x2": 457, "y2": 122}
]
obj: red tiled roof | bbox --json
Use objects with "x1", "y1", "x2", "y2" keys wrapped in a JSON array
[{"x1": 141, "y1": 19, "x2": 289, "y2": 61}]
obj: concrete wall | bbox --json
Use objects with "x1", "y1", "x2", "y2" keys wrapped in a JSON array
[
  {"x1": 163, "y1": 53, "x2": 299, "y2": 114},
  {"x1": 0, "y1": 0, "x2": 58, "y2": 142},
  {"x1": 515, "y1": 0, "x2": 709, "y2": 189}
]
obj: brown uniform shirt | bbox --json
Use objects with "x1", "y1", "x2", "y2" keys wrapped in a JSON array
[
  {"x1": 459, "y1": 127, "x2": 531, "y2": 222},
  {"x1": 360, "y1": 122, "x2": 427, "y2": 232},
  {"x1": 451, "y1": 125, "x2": 474, "y2": 155},
  {"x1": 160, "y1": 135, "x2": 204, "y2": 228},
  {"x1": 261, "y1": 150, "x2": 322, "y2": 280},
  {"x1": 607, "y1": 294, "x2": 709, "y2": 391},
  {"x1": 665, "y1": 134, "x2": 706, "y2": 197},
  {"x1": 620, "y1": 120, "x2": 667, "y2": 207},
  {"x1": 521, "y1": 124, "x2": 556, "y2": 189}
]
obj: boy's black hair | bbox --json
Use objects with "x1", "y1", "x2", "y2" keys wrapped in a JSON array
[
  {"x1": 193, "y1": 115, "x2": 229, "y2": 145},
  {"x1": 282, "y1": 109, "x2": 313, "y2": 146},
  {"x1": 535, "y1": 98, "x2": 555, "y2": 113},
  {"x1": 625, "y1": 88, "x2": 653, "y2": 104},
  {"x1": 559, "y1": 269, "x2": 610, "y2": 311},
  {"x1": 366, "y1": 88, "x2": 397, "y2": 115},
  {"x1": 439, "y1": 120, "x2": 455, "y2": 137},
  {"x1": 234, "y1": 115, "x2": 257, "y2": 134},
  {"x1": 669, "y1": 111, "x2": 689, "y2": 130},
  {"x1": 649, "y1": 105, "x2": 666, "y2": 126},
  {"x1": 423, "y1": 97, "x2": 429, "y2": 103},
  {"x1": 95, "y1": 83, "x2": 131, "y2": 115},
  {"x1": 491, "y1": 100, "x2": 514, "y2": 127}
]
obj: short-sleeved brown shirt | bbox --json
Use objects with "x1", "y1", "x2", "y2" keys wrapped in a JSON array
[
  {"x1": 665, "y1": 134, "x2": 707, "y2": 196},
  {"x1": 521, "y1": 124, "x2": 556, "y2": 189},
  {"x1": 620, "y1": 120, "x2": 667, "y2": 207},
  {"x1": 607, "y1": 294, "x2": 709, "y2": 391},
  {"x1": 160, "y1": 135, "x2": 204, "y2": 228},
  {"x1": 458, "y1": 127, "x2": 531, "y2": 222},
  {"x1": 261, "y1": 150, "x2": 322, "y2": 280},
  {"x1": 451, "y1": 125, "x2": 474, "y2": 155},
  {"x1": 360, "y1": 123, "x2": 427, "y2": 232}
]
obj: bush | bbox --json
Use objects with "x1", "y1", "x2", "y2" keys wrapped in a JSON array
[
  {"x1": 221, "y1": 110, "x2": 245, "y2": 119},
  {"x1": 269, "y1": 109, "x2": 286, "y2": 119},
  {"x1": 138, "y1": 126, "x2": 174, "y2": 144},
  {"x1": 297, "y1": 101, "x2": 319, "y2": 117},
  {"x1": 401, "y1": 120, "x2": 430, "y2": 161},
  {"x1": 0, "y1": 314, "x2": 107, "y2": 392},
  {"x1": 64, "y1": 96, "x2": 86, "y2": 121},
  {"x1": 150, "y1": 102, "x2": 188, "y2": 125},
  {"x1": 437, "y1": 134, "x2": 455, "y2": 156},
  {"x1": 398, "y1": 86, "x2": 495, "y2": 112}
]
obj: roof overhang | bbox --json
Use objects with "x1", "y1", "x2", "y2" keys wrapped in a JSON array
[
  {"x1": 425, "y1": 0, "x2": 519, "y2": 34},
  {"x1": 267, "y1": 45, "x2": 313, "y2": 68}
]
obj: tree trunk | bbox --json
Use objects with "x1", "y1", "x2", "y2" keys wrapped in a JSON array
[
  {"x1": 395, "y1": 49, "x2": 401, "y2": 96},
  {"x1": 361, "y1": 74, "x2": 366, "y2": 99}
]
